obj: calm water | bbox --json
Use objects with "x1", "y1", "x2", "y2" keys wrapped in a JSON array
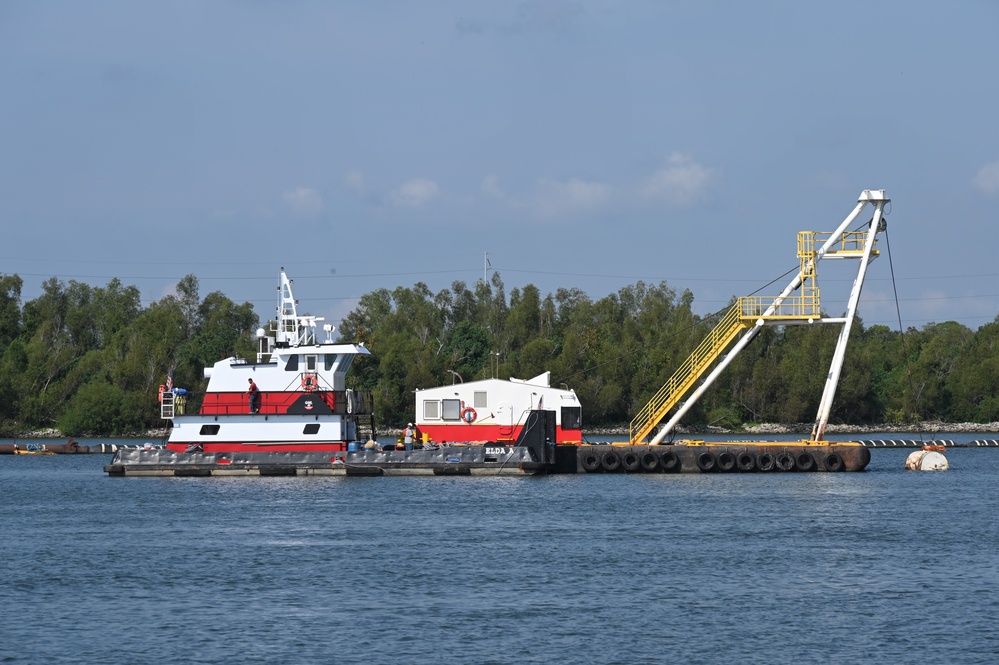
[{"x1": 1, "y1": 440, "x2": 997, "y2": 664}]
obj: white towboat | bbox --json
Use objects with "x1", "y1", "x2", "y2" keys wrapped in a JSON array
[{"x1": 161, "y1": 269, "x2": 373, "y2": 453}]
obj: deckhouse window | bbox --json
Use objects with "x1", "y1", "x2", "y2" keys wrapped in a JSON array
[
  {"x1": 324, "y1": 354, "x2": 337, "y2": 371},
  {"x1": 306, "y1": 355, "x2": 317, "y2": 372},
  {"x1": 303, "y1": 424, "x2": 320, "y2": 435},
  {"x1": 199, "y1": 425, "x2": 221, "y2": 435},
  {"x1": 285, "y1": 355, "x2": 299, "y2": 372},
  {"x1": 473, "y1": 391, "x2": 487, "y2": 408},
  {"x1": 424, "y1": 400, "x2": 440, "y2": 420},
  {"x1": 561, "y1": 406, "x2": 582, "y2": 430},
  {"x1": 442, "y1": 399, "x2": 461, "y2": 421}
]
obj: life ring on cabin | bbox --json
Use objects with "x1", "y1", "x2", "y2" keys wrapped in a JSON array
[
  {"x1": 460, "y1": 406, "x2": 477, "y2": 423},
  {"x1": 301, "y1": 374, "x2": 318, "y2": 391}
]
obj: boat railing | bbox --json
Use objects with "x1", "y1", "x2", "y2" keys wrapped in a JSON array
[{"x1": 160, "y1": 388, "x2": 369, "y2": 418}]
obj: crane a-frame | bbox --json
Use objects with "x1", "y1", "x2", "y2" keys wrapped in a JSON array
[{"x1": 629, "y1": 189, "x2": 890, "y2": 446}]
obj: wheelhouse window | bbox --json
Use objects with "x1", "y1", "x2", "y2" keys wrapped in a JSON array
[
  {"x1": 199, "y1": 425, "x2": 221, "y2": 435},
  {"x1": 424, "y1": 400, "x2": 440, "y2": 420},
  {"x1": 324, "y1": 354, "x2": 337, "y2": 371},
  {"x1": 473, "y1": 391, "x2": 487, "y2": 408},
  {"x1": 306, "y1": 355, "x2": 317, "y2": 372},
  {"x1": 284, "y1": 355, "x2": 299, "y2": 372},
  {"x1": 442, "y1": 399, "x2": 461, "y2": 421},
  {"x1": 561, "y1": 406, "x2": 582, "y2": 430}
]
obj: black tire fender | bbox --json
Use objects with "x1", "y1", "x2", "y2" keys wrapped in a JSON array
[
  {"x1": 622, "y1": 451, "x2": 641, "y2": 472},
  {"x1": 823, "y1": 452, "x2": 845, "y2": 472},
  {"x1": 776, "y1": 451, "x2": 795, "y2": 471},
  {"x1": 717, "y1": 451, "x2": 737, "y2": 472},
  {"x1": 795, "y1": 452, "x2": 816, "y2": 472},
  {"x1": 696, "y1": 451, "x2": 717, "y2": 472},
  {"x1": 640, "y1": 451, "x2": 660, "y2": 472},
  {"x1": 581, "y1": 453, "x2": 601, "y2": 472},
  {"x1": 757, "y1": 452, "x2": 776, "y2": 472},
  {"x1": 601, "y1": 450, "x2": 621, "y2": 472},
  {"x1": 660, "y1": 450, "x2": 680, "y2": 472},
  {"x1": 736, "y1": 451, "x2": 756, "y2": 472}
]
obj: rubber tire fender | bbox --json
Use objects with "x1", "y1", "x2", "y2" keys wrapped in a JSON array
[
  {"x1": 640, "y1": 451, "x2": 660, "y2": 472},
  {"x1": 601, "y1": 450, "x2": 621, "y2": 472},
  {"x1": 757, "y1": 452, "x2": 776, "y2": 472},
  {"x1": 775, "y1": 451, "x2": 795, "y2": 471},
  {"x1": 736, "y1": 451, "x2": 756, "y2": 472},
  {"x1": 795, "y1": 452, "x2": 816, "y2": 472},
  {"x1": 823, "y1": 452, "x2": 845, "y2": 472},
  {"x1": 696, "y1": 451, "x2": 717, "y2": 472},
  {"x1": 622, "y1": 451, "x2": 641, "y2": 472},
  {"x1": 717, "y1": 451, "x2": 737, "y2": 472},
  {"x1": 660, "y1": 450, "x2": 680, "y2": 472},
  {"x1": 581, "y1": 453, "x2": 601, "y2": 472}
]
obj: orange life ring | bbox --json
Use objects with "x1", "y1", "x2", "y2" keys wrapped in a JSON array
[
  {"x1": 158, "y1": 384, "x2": 165, "y2": 403},
  {"x1": 461, "y1": 406, "x2": 477, "y2": 423},
  {"x1": 302, "y1": 374, "x2": 317, "y2": 391}
]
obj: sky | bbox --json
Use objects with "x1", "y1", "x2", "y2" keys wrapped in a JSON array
[{"x1": 2, "y1": 0, "x2": 998, "y2": 336}]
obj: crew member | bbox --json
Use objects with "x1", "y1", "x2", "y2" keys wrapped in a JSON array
[
  {"x1": 247, "y1": 378, "x2": 260, "y2": 413},
  {"x1": 404, "y1": 423, "x2": 415, "y2": 450}
]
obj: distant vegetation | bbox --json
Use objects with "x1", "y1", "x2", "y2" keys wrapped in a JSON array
[{"x1": 2, "y1": 271, "x2": 998, "y2": 436}]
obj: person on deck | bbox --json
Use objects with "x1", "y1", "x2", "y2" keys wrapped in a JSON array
[
  {"x1": 247, "y1": 378, "x2": 260, "y2": 413},
  {"x1": 404, "y1": 423, "x2": 415, "y2": 450}
]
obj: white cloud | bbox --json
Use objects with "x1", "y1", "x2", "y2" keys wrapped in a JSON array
[
  {"x1": 481, "y1": 175, "x2": 504, "y2": 198},
  {"x1": 391, "y1": 178, "x2": 439, "y2": 208},
  {"x1": 282, "y1": 187, "x2": 323, "y2": 218},
  {"x1": 973, "y1": 161, "x2": 999, "y2": 195},
  {"x1": 533, "y1": 178, "x2": 612, "y2": 219},
  {"x1": 344, "y1": 170, "x2": 367, "y2": 195},
  {"x1": 639, "y1": 152, "x2": 715, "y2": 206}
]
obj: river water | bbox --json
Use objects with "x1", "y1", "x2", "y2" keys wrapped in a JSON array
[{"x1": 1, "y1": 438, "x2": 997, "y2": 664}]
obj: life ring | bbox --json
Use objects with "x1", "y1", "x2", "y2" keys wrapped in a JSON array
[
  {"x1": 622, "y1": 452, "x2": 641, "y2": 472},
  {"x1": 717, "y1": 451, "x2": 737, "y2": 472},
  {"x1": 601, "y1": 450, "x2": 621, "y2": 472},
  {"x1": 302, "y1": 374, "x2": 318, "y2": 391},
  {"x1": 460, "y1": 406, "x2": 477, "y2": 423},
  {"x1": 640, "y1": 451, "x2": 660, "y2": 472},
  {"x1": 581, "y1": 453, "x2": 601, "y2": 472},
  {"x1": 158, "y1": 384, "x2": 165, "y2": 403}
]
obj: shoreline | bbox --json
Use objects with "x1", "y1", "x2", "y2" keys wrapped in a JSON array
[{"x1": 12, "y1": 421, "x2": 999, "y2": 440}]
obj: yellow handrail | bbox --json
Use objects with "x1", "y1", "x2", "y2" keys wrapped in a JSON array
[{"x1": 629, "y1": 304, "x2": 748, "y2": 444}]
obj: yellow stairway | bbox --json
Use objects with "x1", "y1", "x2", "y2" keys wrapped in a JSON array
[{"x1": 629, "y1": 304, "x2": 749, "y2": 444}]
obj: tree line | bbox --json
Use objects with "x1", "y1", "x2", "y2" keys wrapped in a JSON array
[{"x1": 2, "y1": 271, "x2": 997, "y2": 436}]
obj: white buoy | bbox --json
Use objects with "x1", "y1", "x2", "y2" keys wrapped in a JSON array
[{"x1": 904, "y1": 449, "x2": 949, "y2": 471}]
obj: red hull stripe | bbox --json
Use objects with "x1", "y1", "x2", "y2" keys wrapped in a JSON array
[{"x1": 416, "y1": 424, "x2": 581, "y2": 445}]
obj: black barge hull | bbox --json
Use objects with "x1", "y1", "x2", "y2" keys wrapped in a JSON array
[{"x1": 104, "y1": 411, "x2": 871, "y2": 477}]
